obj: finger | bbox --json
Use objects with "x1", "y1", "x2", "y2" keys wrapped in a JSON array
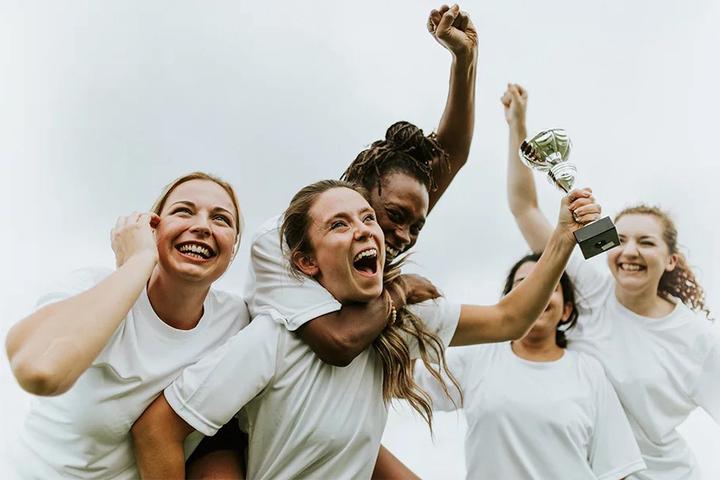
[
  {"x1": 427, "y1": 10, "x2": 439, "y2": 32},
  {"x1": 436, "y1": 4, "x2": 460, "y2": 35},
  {"x1": 126, "y1": 211, "x2": 141, "y2": 225},
  {"x1": 567, "y1": 188, "x2": 592, "y2": 202},
  {"x1": 568, "y1": 196, "x2": 595, "y2": 211},
  {"x1": 438, "y1": 4, "x2": 450, "y2": 14},
  {"x1": 453, "y1": 11, "x2": 469, "y2": 31},
  {"x1": 515, "y1": 84, "x2": 528, "y2": 99},
  {"x1": 115, "y1": 216, "x2": 125, "y2": 230},
  {"x1": 501, "y1": 92, "x2": 512, "y2": 107},
  {"x1": 574, "y1": 212, "x2": 601, "y2": 224}
]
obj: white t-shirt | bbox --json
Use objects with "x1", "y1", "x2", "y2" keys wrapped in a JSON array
[
  {"x1": 565, "y1": 253, "x2": 720, "y2": 480},
  {"x1": 12, "y1": 268, "x2": 249, "y2": 480},
  {"x1": 243, "y1": 215, "x2": 341, "y2": 331},
  {"x1": 415, "y1": 342, "x2": 645, "y2": 480},
  {"x1": 165, "y1": 298, "x2": 460, "y2": 480}
]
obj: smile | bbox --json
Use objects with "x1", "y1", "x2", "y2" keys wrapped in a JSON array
[
  {"x1": 353, "y1": 247, "x2": 379, "y2": 276},
  {"x1": 176, "y1": 241, "x2": 216, "y2": 260},
  {"x1": 618, "y1": 262, "x2": 645, "y2": 272},
  {"x1": 385, "y1": 244, "x2": 401, "y2": 262}
]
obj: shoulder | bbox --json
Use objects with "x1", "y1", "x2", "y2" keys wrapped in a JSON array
[
  {"x1": 206, "y1": 288, "x2": 251, "y2": 330},
  {"x1": 406, "y1": 297, "x2": 461, "y2": 321}
]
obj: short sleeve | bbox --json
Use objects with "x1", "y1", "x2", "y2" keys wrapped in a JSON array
[
  {"x1": 404, "y1": 298, "x2": 461, "y2": 360},
  {"x1": 35, "y1": 267, "x2": 113, "y2": 310},
  {"x1": 565, "y1": 252, "x2": 613, "y2": 314},
  {"x1": 243, "y1": 216, "x2": 341, "y2": 331},
  {"x1": 691, "y1": 340, "x2": 720, "y2": 423},
  {"x1": 413, "y1": 349, "x2": 467, "y2": 411},
  {"x1": 587, "y1": 359, "x2": 646, "y2": 480},
  {"x1": 164, "y1": 317, "x2": 280, "y2": 436}
]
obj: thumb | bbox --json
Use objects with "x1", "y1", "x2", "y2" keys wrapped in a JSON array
[{"x1": 436, "y1": 4, "x2": 460, "y2": 36}]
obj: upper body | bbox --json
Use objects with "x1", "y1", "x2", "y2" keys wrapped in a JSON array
[
  {"x1": 13, "y1": 268, "x2": 247, "y2": 480},
  {"x1": 416, "y1": 343, "x2": 645, "y2": 480},
  {"x1": 502, "y1": 83, "x2": 719, "y2": 480},
  {"x1": 5, "y1": 173, "x2": 246, "y2": 479},
  {"x1": 165, "y1": 298, "x2": 459, "y2": 480}
]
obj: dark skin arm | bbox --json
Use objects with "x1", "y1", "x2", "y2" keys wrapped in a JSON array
[
  {"x1": 299, "y1": 5, "x2": 476, "y2": 366},
  {"x1": 372, "y1": 445, "x2": 421, "y2": 480},
  {"x1": 298, "y1": 274, "x2": 440, "y2": 366}
]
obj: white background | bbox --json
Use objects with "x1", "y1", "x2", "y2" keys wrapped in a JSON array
[{"x1": 1, "y1": 0, "x2": 719, "y2": 477}]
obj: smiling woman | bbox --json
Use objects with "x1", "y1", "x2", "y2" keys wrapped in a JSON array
[{"x1": 4, "y1": 172, "x2": 249, "y2": 479}]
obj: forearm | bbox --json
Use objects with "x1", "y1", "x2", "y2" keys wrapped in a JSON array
[
  {"x1": 506, "y1": 120, "x2": 552, "y2": 252},
  {"x1": 499, "y1": 228, "x2": 575, "y2": 337},
  {"x1": 430, "y1": 53, "x2": 477, "y2": 210},
  {"x1": 372, "y1": 445, "x2": 420, "y2": 480},
  {"x1": 6, "y1": 252, "x2": 156, "y2": 395},
  {"x1": 298, "y1": 296, "x2": 389, "y2": 367}
]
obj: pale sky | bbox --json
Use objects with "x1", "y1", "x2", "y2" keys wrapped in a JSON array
[{"x1": 2, "y1": 0, "x2": 719, "y2": 477}]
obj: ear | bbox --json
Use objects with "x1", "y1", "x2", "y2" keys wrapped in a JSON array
[
  {"x1": 665, "y1": 253, "x2": 678, "y2": 272},
  {"x1": 293, "y1": 251, "x2": 319, "y2": 277},
  {"x1": 561, "y1": 301, "x2": 574, "y2": 322}
]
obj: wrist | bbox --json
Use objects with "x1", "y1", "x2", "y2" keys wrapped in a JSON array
[
  {"x1": 451, "y1": 49, "x2": 477, "y2": 69},
  {"x1": 126, "y1": 250, "x2": 159, "y2": 271}
]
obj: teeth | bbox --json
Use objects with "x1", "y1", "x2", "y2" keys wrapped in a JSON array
[
  {"x1": 386, "y1": 245, "x2": 400, "y2": 260},
  {"x1": 354, "y1": 248, "x2": 377, "y2": 262},
  {"x1": 619, "y1": 263, "x2": 642, "y2": 271},
  {"x1": 179, "y1": 243, "x2": 211, "y2": 258}
]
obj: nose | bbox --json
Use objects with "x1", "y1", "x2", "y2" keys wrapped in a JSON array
[
  {"x1": 619, "y1": 239, "x2": 639, "y2": 257},
  {"x1": 394, "y1": 225, "x2": 411, "y2": 248},
  {"x1": 354, "y1": 220, "x2": 372, "y2": 241},
  {"x1": 190, "y1": 216, "x2": 212, "y2": 237}
]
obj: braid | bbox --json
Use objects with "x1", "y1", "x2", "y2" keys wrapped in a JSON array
[{"x1": 342, "y1": 121, "x2": 448, "y2": 195}]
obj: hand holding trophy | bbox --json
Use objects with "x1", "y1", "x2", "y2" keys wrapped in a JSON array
[{"x1": 520, "y1": 129, "x2": 620, "y2": 259}]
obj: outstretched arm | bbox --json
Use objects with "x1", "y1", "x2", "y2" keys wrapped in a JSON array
[
  {"x1": 451, "y1": 189, "x2": 601, "y2": 345},
  {"x1": 6, "y1": 213, "x2": 159, "y2": 396},
  {"x1": 132, "y1": 394, "x2": 194, "y2": 479},
  {"x1": 427, "y1": 4, "x2": 478, "y2": 212},
  {"x1": 502, "y1": 83, "x2": 554, "y2": 252}
]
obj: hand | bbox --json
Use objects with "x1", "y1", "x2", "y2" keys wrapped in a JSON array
[
  {"x1": 427, "y1": 5, "x2": 478, "y2": 61},
  {"x1": 394, "y1": 273, "x2": 441, "y2": 306},
  {"x1": 557, "y1": 188, "x2": 602, "y2": 241},
  {"x1": 111, "y1": 212, "x2": 160, "y2": 268},
  {"x1": 501, "y1": 83, "x2": 528, "y2": 128}
]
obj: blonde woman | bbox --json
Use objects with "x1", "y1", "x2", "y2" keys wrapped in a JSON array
[{"x1": 6, "y1": 172, "x2": 247, "y2": 479}]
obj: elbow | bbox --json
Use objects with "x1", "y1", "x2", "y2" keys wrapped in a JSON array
[{"x1": 9, "y1": 357, "x2": 68, "y2": 396}]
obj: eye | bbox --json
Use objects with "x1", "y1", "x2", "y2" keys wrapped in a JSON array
[
  {"x1": 363, "y1": 213, "x2": 376, "y2": 223},
  {"x1": 213, "y1": 214, "x2": 232, "y2": 225},
  {"x1": 640, "y1": 241, "x2": 655, "y2": 246},
  {"x1": 172, "y1": 207, "x2": 192, "y2": 216},
  {"x1": 386, "y1": 208, "x2": 403, "y2": 223},
  {"x1": 331, "y1": 220, "x2": 348, "y2": 230},
  {"x1": 410, "y1": 223, "x2": 424, "y2": 237}
]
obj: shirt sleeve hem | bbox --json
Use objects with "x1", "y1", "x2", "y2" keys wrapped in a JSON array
[
  {"x1": 282, "y1": 300, "x2": 343, "y2": 331},
  {"x1": 164, "y1": 385, "x2": 220, "y2": 437},
  {"x1": 595, "y1": 459, "x2": 647, "y2": 480}
]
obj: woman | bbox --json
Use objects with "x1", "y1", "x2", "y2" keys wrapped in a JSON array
[
  {"x1": 503, "y1": 83, "x2": 719, "y2": 479},
  {"x1": 5, "y1": 172, "x2": 248, "y2": 479},
  {"x1": 415, "y1": 253, "x2": 646, "y2": 479},
  {"x1": 131, "y1": 178, "x2": 601, "y2": 479}
]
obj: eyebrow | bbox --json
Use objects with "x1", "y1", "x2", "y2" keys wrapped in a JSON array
[
  {"x1": 388, "y1": 202, "x2": 426, "y2": 224},
  {"x1": 168, "y1": 200, "x2": 235, "y2": 218},
  {"x1": 323, "y1": 207, "x2": 375, "y2": 227}
]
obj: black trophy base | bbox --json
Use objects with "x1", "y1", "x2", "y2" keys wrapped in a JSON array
[{"x1": 573, "y1": 216, "x2": 620, "y2": 259}]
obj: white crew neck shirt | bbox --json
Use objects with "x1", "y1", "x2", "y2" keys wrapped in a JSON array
[
  {"x1": 415, "y1": 342, "x2": 645, "y2": 479},
  {"x1": 12, "y1": 268, "x2": 248, "y2": 479},
  {"x1": 165, "y1": 298, "x2": 460, "y2": 480},
  {"x1": 565, "y1": 253, "x2": 720, "y2": 480}
]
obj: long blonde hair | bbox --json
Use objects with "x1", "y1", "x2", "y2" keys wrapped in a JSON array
[{"x1": 281, "y1": 179, "x2": 462, "y2": 429}]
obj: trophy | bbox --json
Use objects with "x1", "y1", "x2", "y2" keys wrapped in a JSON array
[{"x1": 520, "y1": 128, "x2": 619, "y2": 259}]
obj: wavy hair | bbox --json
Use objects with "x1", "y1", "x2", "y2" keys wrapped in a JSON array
[
  {"x1": 280, "y1": 179, "x2": 462, "y2": 429},
  {"x1": 615, "y1": 204, "x2": 710, "y2": 319}
]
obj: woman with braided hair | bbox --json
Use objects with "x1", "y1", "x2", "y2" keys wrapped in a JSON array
[
  {"x1": 132, "y1": 178, "x2": 603, "y2": 479},
  {"x1": 502, "y1": 83, "x2": 719, "y2": 480}
]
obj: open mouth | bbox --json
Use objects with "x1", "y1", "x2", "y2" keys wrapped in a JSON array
[
  {"x1": 618, "y1": 262, "x2": 645, "y2": 272},
  {"x1": 176, "y1": 241, "x2": 216, "y2": 261},
  {"x1": 385, "y1": 244, "x2": 401, "y2": 263},
  {"x1": 353, "y1": 248, "x2": 379, "y2": 276}
]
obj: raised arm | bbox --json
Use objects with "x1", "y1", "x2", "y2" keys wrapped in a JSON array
[
  {"x1": 132, "y1": 394, "x2": 193, "y2": 480},
  {"x1": 5, "y1": 213, "x2": 158, "y2": 396},
  {"x1": 427, "y1": 4, "x2": 478, "y2": 212},
  {"x1": 502, "y1": 83, "x2": 554, "y2": 252},
  {"x1": 451, "y1": 189, "x2": 601, "y2": 345}
]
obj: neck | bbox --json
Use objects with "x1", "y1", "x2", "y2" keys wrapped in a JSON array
[
  {"x1": 511, "y1": 335, "x2": 563, "y2": 362},
  {"x1": 614, "y1": 285, "x2": 675, "y2": 318},
  {"x1": 147, "y1": 268, "x2": 210, "y2": 330}
]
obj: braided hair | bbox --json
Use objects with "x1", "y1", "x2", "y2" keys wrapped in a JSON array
[{"x1": 341, "y1": 121, "x2": 448, "y2": 195}]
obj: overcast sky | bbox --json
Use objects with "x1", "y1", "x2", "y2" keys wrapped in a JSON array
[{"x1": 2, "y1": 0, "x2": 719, "y2": 477}]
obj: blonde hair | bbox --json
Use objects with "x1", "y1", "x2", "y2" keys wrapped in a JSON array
[
  {"x1": 152, "y1": 171, "x2": 244, "y2": 252},
  {"x1": 281, "y1": 179, "x2": 462, "y2": 430},
  {"x1": 615, "y1": 204, "x2": 710, "y2": 318}
]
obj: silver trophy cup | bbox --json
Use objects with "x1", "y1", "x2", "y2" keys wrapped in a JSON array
[{"x1": 520, "y1": 128, "x2": 619, "y2": 259}]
